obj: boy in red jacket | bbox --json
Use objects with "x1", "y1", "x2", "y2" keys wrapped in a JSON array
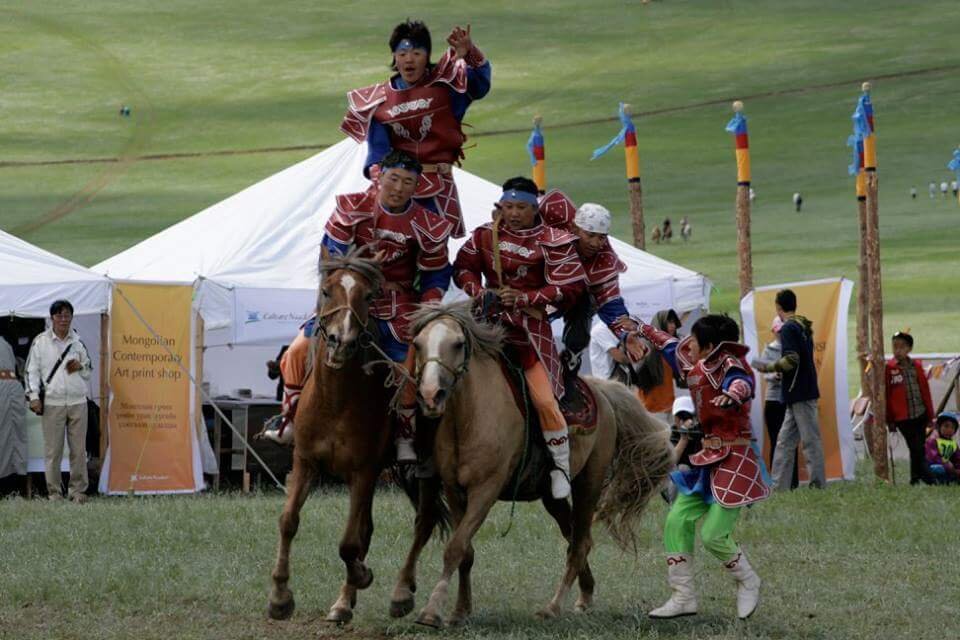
[{"x1": 885, "y1": 332, "x2": 935, "y2": 485}]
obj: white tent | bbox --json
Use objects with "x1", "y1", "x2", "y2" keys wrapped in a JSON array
[
  {"x1": 94, "y1": 139, "x2": 711, "y2": 396},
  {"x1": 1, "y1": 229, "x2": 111, "y2": 319}
]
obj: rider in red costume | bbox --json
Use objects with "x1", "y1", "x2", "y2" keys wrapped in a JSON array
[
  {"x1": 453, "y1": 177, "x2": 586, "y2": 499},
  {"x1": 340, "y1": 20, "x2": 491, "y2": 238}
]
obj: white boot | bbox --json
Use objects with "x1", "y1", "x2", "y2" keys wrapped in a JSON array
[
  {"x1": 395, "y1": 406, "x2": 417, "y2": 463},
  {"x1": 545, "y1": 428, "x2": 571, "y2": 500},
  {"x1": 260, "y1": 415, "x2": 294, "y2": 446},
  {"x1": 649, "y1": 554, "x2": 698, "y2": 618},
  {"x1": 724, "y1": 547, "x2": 760, "y2": 619}
]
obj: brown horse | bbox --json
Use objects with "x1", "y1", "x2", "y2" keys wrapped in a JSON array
[
  {"x1": 267, "y1": 249, "x2": 438, "y2": 624},
  {"x1": 406, "y1": 302, "x2": 673, "y2": 626}
]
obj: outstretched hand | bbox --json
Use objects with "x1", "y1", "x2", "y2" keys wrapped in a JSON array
[
  {"x1": 447, "y1": 25, "x2": 472, "y2": 59},
  {"x1": 711, "y1": 394, "x2": 735, "y2": 408},
  {"x1": 624, "y1": 333, "x2": 648, "y2": 362}
]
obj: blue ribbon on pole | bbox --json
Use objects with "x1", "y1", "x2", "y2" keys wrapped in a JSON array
[
  {"x1": 847, "y1": 134, "x2": 864, "y2": 176},
  {"x1": 591, "y1": 102, "x2": 633, "y2": 160},
  {"x1": 725, "y1": 111, "x2": 747, "y2": 134},
  {"x1": 527, "y1": 121, "x2": 543, "y2": 166}
]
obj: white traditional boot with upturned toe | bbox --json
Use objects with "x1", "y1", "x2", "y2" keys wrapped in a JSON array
[
  {"x1": 649, "y1": 553, "x2": 698, "y2": 618},
  {"x1": 724, "y1": 547, "x2": 760, "y2": 619}
]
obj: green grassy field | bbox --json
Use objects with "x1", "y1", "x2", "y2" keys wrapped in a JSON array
[
  {"x1": 0, "y1": 460, "x2": 951, "y2": 640},
  {"x1": 2, "y1": 0, "x2": 958, "y2": 363}
]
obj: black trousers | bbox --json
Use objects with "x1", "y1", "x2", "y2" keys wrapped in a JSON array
[
  {"x1": 764, "y1": 400, "x2": 798, "y2": 489},
  {"x1": 895, "y1": 416, "x2": 933, "y2": 485}
]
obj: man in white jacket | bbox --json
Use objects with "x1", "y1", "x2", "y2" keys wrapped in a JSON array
[{"x1": 25, "y1": 300, "x2": 92, "y2": 502}]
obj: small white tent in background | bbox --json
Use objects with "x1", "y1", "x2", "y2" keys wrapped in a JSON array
[
  {"x1": 94, "y1": 138, "x2": 711, "y2": 397},
  {"x1": 0, "y1": 229, "x2": 112, "y2": 475}
]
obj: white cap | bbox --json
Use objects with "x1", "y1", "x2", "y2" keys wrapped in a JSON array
[
  {"x1": 672, "y1": 395, "x2": 694, "y2": 417},
  {"x1": 574, "y1": 203, "x2": 611, "y2": 235}
]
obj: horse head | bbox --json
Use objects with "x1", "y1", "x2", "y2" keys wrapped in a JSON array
[
  {"x1": 409, "y1": 302, "x2": 504, "y2": 418},
  {"x1": 317, "y1": 245, "x2": 383, "y2": 369}
]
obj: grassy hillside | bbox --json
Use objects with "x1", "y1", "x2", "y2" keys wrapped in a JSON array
[{"x1": 1, "y1": 0, "x2": 957, "y2": 355}]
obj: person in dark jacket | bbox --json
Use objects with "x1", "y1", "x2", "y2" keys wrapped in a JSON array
[
  {"x1": 753, "y1": 289, "x2": 825, "y2": 489},
  {"x1": 885, "y1": 331, "x2": 934, "y2": 484}
]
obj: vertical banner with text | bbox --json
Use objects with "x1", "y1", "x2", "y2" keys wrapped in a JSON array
[
  {"x1": 741, "y1": 278, "x2": 855, "y2": 481},
  {"x1": 104, "y1": 283, "x2": 197, "y2": 494}
]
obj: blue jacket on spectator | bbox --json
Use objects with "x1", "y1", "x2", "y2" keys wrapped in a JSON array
[{"x1": 779, "y1": 315, "x2": 820, "y2": 404}]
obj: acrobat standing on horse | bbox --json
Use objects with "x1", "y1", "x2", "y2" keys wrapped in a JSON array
[
  {"x1": 639, "y1": 314, "x2": 769, "y2": 620},
  {"x1": 340, "y1": 20, "x2": 491, "y2": 238},
  {"x1": 537, "y1": 193, "x2": 646, "y2": 380},
  {"x1": 453, "y1": 177, "x2": 587, "y2": 499}
]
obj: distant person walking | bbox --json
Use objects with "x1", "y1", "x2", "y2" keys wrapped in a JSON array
[
  {"x1": 952, "y1": 181, "x2": 958, "y2": 198},
  {"x1": 941, "y1": 181, "x2": 949, "y2": 198},
  {"x1": 910, "y1": 186, "x2": 917, "y2": 199},
  {"x1": 929, "y1": 181, "x2": 937, "y2": 199},
  {"x1": 793, "y1": 192, "x2": 803, "y2": 213}
]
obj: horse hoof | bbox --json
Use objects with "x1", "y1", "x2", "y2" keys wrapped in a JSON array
[
  {"x1": 448, "y1": 611, "x2": 471, "y2": 627},
  {"x1": 390, "y1": 597, "x2": 415, "y2": 619},
  {"x1": 267, "y1": 596, "x2": 295, "y2": 621},
  {"x1": 325, "y1": 607, "x2": 353, "y2": 625},
  {"x1": 574, "y1": 600, "x2": 591, "y2": 614},
  {"x1": 415, "y1": 610, "x2": 444, "y2": 628}
]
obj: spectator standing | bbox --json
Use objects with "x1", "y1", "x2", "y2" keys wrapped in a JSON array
[
  {"x1": 750, "y1": 316, "x2": 798, "y2": 489},
  {"x1": 0, "y1": 335, "x2": 26, "y2": 488},
  {"x1": 589, "y1": 321, "x2": 624, "y2": 382},
  {"x1": 885, "y1": 331, "x2": 935, "y2": 485},
  {"x1": 928, "y1": 181, "x2": 936, "y2": 199},
  {"x1": 910, "y1": 186, "x2": 917, "y2": 199},
  {"x1": 940, "y1": 181, "x2": 949, "y2": 198},
  {"x1": 926, "y1": 412, "x2": 959, "y2": 484},
  {"x1": 953, "y1": 180, "x2": 959, "y2": 199},
  {"x1": 756, "y1": 289, "x2": 826, "y2": 489},
  {"x1": 25, "y1": 300, "x2": 92, "y2": 502},
  {"x1": 636, "y1": 309, "x2": 681, "y2": 421}
]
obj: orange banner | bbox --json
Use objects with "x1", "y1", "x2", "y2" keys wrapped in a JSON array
[
  {"x1": 741, "y1": 279, "x2": 855, "y2": 481},
  {"x1": 105, "y1": 283, "x2": 195, "y2": 493}
]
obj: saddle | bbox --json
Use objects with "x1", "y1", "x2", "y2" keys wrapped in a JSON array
[{"x1": 495, "y1": 357, "x2": 599, "y2": 502}]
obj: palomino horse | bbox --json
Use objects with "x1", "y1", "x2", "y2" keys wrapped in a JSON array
[
  {"x1": 267, "y1": 249, "x2": 438, "y2": 624},
  {"x1": 406, "y1": 302, "x2": 673, "y2": 626}
]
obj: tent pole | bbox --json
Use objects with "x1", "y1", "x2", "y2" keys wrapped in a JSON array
[{"x1": 99, "y1": 313, "x2": 109, "y2": 461}]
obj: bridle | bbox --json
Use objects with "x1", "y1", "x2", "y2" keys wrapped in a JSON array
[{"x1": 414, "y1": 317, "x2": 473, "y2": 389}]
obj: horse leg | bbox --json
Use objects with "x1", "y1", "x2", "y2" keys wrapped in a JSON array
[
  {"x1": 326, "y1": 468, "x2": 377, "y2": 624},
  {"x1": 541, "y1": 496, "x2": 596, "y2": 614},
  {"x1": 267, "y1": 456, "x2": 317, "y2": 620},
  {"x1": 390, "y1": 476, "x2": 441, "y2": 618},
  {"x1": 448, "y1": 489, "x2": 475, "y2": 627},
  {"x1": 416, "y1": 482, "x2": 498, "y2": 628},
  {"x1": 538, "y1": 477, "x2": 602, "y2": 619}
]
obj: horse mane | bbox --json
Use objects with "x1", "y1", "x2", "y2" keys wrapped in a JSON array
[
  {"x1": 319, "y1": 245, "x2": 385, "y2": 289},
  {"x1": 409, "y1": 301, "x2": 505, "y2": 359}
]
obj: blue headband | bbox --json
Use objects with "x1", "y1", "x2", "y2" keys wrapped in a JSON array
[
  {"x1": 499, "y1": 189, "x2": 539, "y2": 206},
  {"x1": 393, "y1": 38, "x2": 427, "y2": 53},
  {"x1": 381, "y1": 159, "x2": 422, "y2": 174}
]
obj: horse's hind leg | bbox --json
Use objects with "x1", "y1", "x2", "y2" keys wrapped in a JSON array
[
  {"x1": 390, "y1": 476, "x2": 442, "y2": 618},
  {"x1": 538, "y1": 477, "x2": 603, "y2": 619},
  {"x1": 267, "y1": 456, "x2": 317, "y2": 620},
  {"x1": 541, "y1": 496, "x2": 596, "y2": 614},
  {"x1": 416, "y1": 482, "x2": 498, "y2": 628},
  {"x1": 327, "y1": 468, "x2": 377, "y2": 624}
]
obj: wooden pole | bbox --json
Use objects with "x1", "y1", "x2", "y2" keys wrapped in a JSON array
[
  {"x1": 856, "y1": 172, "x2": 870, "y2": 396},
  {"x1": 861, "y1": 81, "x2": 889, "y2": 482},
  {"x1": 623, "y1": 104, "x2": 645, "y2": 249},
  {"x1": 99, "y1": 313, "x2": 110, "y2": 461},
  {"x1": 731, "y1": 100, "x2": 753, "y2": 298}
]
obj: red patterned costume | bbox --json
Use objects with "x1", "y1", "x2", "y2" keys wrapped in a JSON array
[
  {"x1": 340, "y1": 47, "x2": 490, "y2": 238},
  {"x1": 642, "y1": 325, "x2": 769, "y2": 507},
  {"x1": 453, "y1": 219, "x2": 586, "y2": 399},
  {"x1": 324, "y1": 187, "x2": 454, "y2": 344},
  {"x1": 538, "y1": 191, "x2": 634, "y2": 338}
]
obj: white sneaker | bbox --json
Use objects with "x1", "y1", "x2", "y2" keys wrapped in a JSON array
[
  {"x1": 724, "y1": 548, "x2": 760, "y2": 619},
  {"x1": 649, "y1": 554, "x2": 698, "y2": 618}
]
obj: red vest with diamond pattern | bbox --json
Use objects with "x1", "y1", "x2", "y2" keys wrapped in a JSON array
[
  {"x1": 643, "y1": 327, "x2": 770, "y2": 507},
  {"x1": 325, "y1": 188, "x2": 453, "y2": 342},
  {"x1": 341, "y1": 49, "x2": 469, "y2": 237},
  {"x1": 453, "y1": 219, "x2": 586, "y2": 399}
]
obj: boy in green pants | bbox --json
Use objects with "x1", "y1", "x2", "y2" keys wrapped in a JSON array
[{"x1": 639, "y1": 314, "x2": 770, "y2": 620}]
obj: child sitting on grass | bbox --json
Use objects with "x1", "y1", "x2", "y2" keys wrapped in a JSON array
[{"x1": 926, "y1": 412, "x2": 960, "y2": 484}]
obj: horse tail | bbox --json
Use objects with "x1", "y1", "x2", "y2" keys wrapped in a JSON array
[
  {"x1": 390, "y1": 465, "x2": 451, "y2": 540},
  {"x1": 590, "y1": 378, "x2": 673, "y2": 555}
]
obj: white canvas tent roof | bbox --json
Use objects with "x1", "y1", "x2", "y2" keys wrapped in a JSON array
[
  {"x1": 0, "y1": 229, "x2": 110, "y2": 318},
  {"x1": 94, "y1": 138, "x2": 710, "y2": 348}
]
